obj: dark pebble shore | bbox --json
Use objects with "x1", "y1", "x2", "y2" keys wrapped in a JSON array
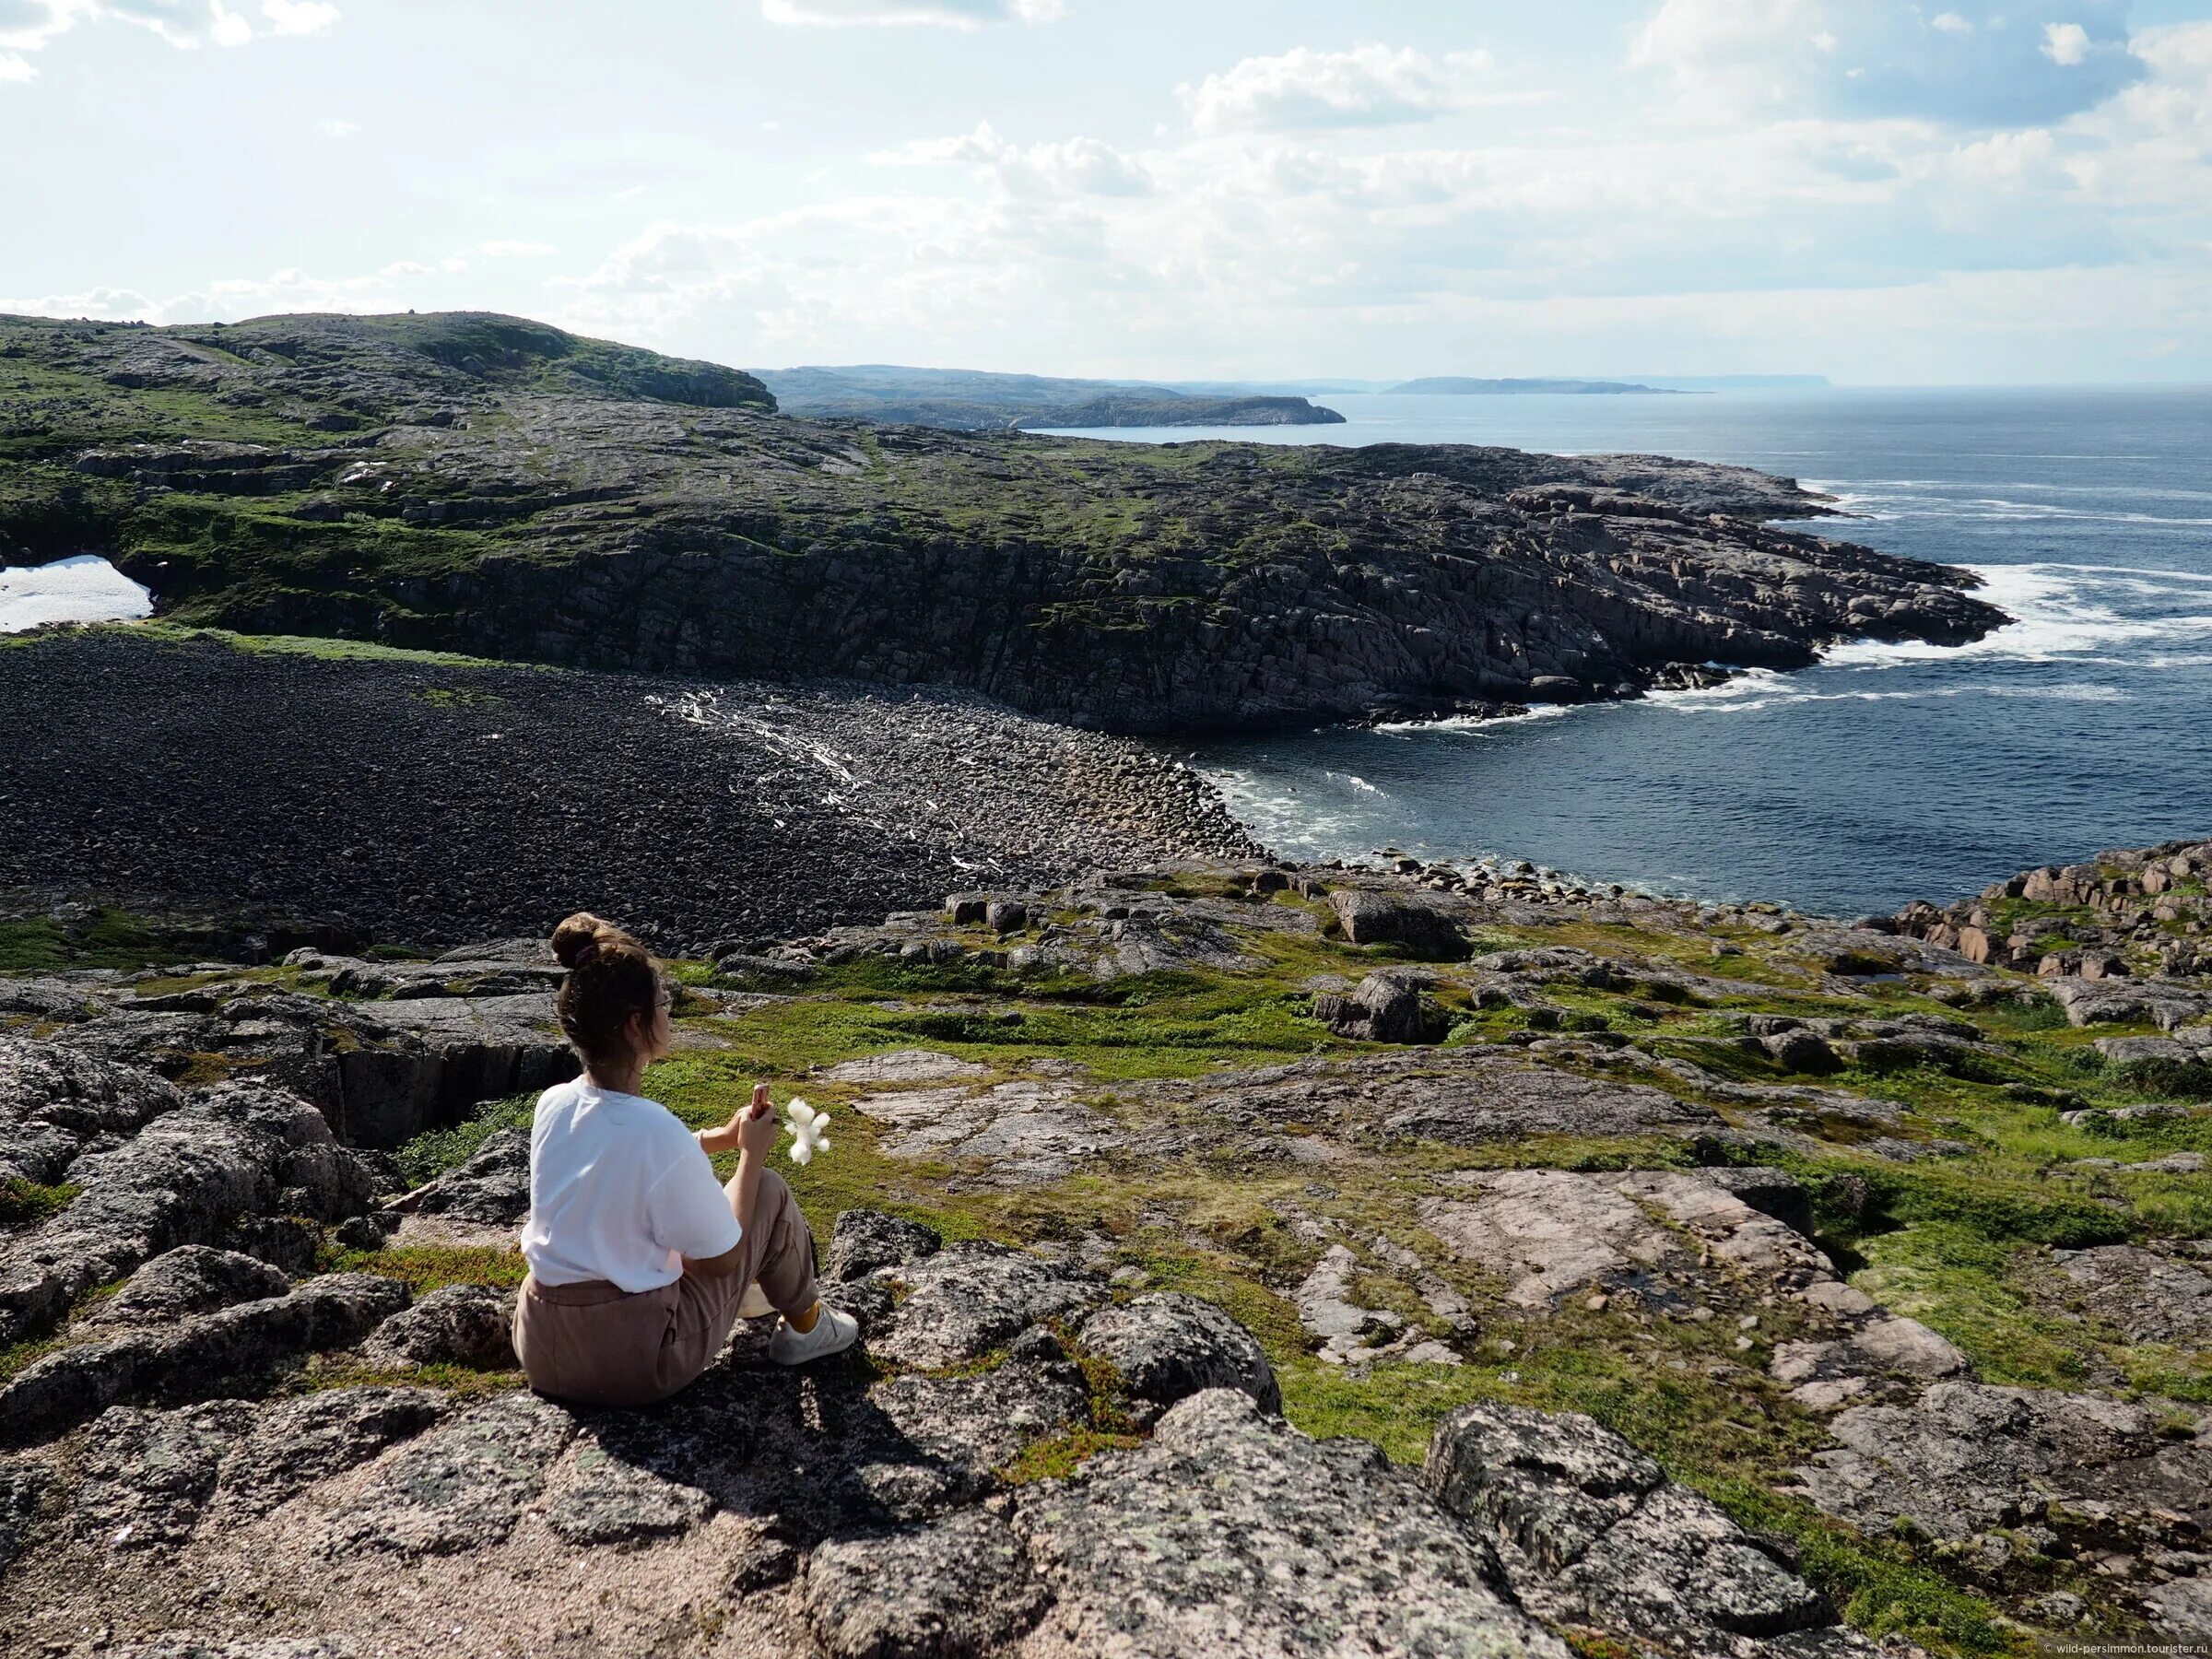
[{"x1": 0, "y1": 629, "x2": 1261, "y2": 950}]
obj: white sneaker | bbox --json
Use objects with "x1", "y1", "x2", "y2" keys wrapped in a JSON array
[{"x1": 768, "y1": 1303, "x2": 859, "y2": 1366}]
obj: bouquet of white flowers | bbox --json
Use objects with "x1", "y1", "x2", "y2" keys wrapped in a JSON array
[{"x1": 783, "y1": 1097, "x2": 830, "y2": 1165}]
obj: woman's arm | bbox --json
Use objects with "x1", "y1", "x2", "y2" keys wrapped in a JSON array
[{"x1": 684, "y1": 1085, "x2": 778, "y2": 1278}]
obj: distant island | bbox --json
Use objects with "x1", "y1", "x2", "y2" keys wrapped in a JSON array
[
  {"x1": 751, "y1": 363, "x2": 1345, "y2": 430},
  {"x1": 1387, "y1": 376, "x2": 1677, "y2": 395}
]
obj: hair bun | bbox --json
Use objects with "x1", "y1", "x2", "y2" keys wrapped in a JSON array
[{"x1": 550, "y1": 912, "x2": 613, "y2": 971}]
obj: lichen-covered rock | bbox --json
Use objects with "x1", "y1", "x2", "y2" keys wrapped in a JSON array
[
  {"x1": 2053, "y1": 1244, "x2": 2212, "y2": 1344},
  {"x1": 68, "y1": 1401, "x2": 258, "y2": 1551},
  {"x1": 865, "y1": 1243, "x2": 1105, "y2": 1368},
  {"x1": 1312, "y1": 971, "x2": 1444, "y2": 1043},
  {"x1": 394, "y1": 1124, "x2": 532, "y2": 1225},
  {"x1": 0, "y1": 1273, "x2": 408, "y2": 1446},
  {"x1": 868, "y1": 1358, "x2": 1091, "y2": 1492},
  {"x1": 1146, "y1": 1047, "x2": 1719, "y2": 1149},
  {"x1": 0, "y1": 1458, "x2": 48, "y2": 1570},
  {"x1": 84, "y1": 1246, "x2": 292, "y2": 1327},
  {"x1": 318, "y1": 1394, "x2": 575, "y2": 1556},
  {"x1": 543, "y1": 1439, "x2": 714, "y2": 1546},
  {"x1": 825, "y1": 1207, "x2": 943, "y2": 1282},
  {"x1": 1013, "y1": 1389, "x2": 1570, "y2": 1656},
  {"x1": 0, "y1": 1035, "x2": 182, "y2": 1186},
  {"x1": 805, "y1": 1507, "x2": 1049, "y2": 1659},
  {"x1": 212, "y1": 1386, "x2": 451, "y2": 1522},
  {"x1": 1328, "y1": 888, "x2": 1468, "y2": 957},
  {"x1": 1797, "y1": 1382, "x2": 2212, "y2": 1543},
  {"x1": 0, "y1": 1078, "x2": 382, "y2": 1351},
  {"x1": 1425, "y1": 1402, "x2": 1837, "y2": 1656},
  {"x1": 107, "y1": 1641, "x2": 359, "y2": 1658},
  {"x1": 357, "y1": 1283, "x2": 517, "y2": 1371},
  {"x1": 1076, "y1": 1291, "x2": 1281, "y2": 1423}
]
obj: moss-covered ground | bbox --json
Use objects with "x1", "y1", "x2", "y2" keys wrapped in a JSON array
[
  {"x1": 322, "y1": 883, "x2": 2207, "y2": 1651},
  {"x1": 11, "y1": 871, "x2": 2205, "y2": 1653}
]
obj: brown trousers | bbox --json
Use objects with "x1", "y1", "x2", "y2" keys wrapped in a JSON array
[{"x1": 512, "y1": 1168, "x2": 818, "y2": 1407}]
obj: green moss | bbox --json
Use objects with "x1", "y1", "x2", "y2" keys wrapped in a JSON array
[
  {"x1": 324, "y1": 1243, "x2": 527, "y2": 1292},
  {"x1": 393, "y1": 1092, "x2": 534, "y2": 1187},
  {"x1": 1851, "y1": 1224, "x2": 2090, "y2": 1387},
  {"x1": 0, "y1": 1177, "x2": 80, "y2": 1227},
  {"x1": 995, "y1": 1427, "x2": 1146, "y2": 1483},
  {"x1": 0, "y1": 906, "x2": 206, "y2": 973}
]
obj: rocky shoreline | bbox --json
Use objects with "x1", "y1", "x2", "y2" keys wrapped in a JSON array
[{"x1": 0, "y1": 629, "x2": 1257, "y2": 953}]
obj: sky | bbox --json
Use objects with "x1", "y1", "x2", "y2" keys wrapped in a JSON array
[{"x1": 3, "y1": 0, "x2": 2209, "y2": 383}]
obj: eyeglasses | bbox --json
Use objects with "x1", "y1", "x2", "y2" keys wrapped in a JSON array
[{"x1": 656, "y1": 977, "x2": 677, "y2": 1013}]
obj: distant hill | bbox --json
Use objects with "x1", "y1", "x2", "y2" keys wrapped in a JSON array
[
  {"x1": 1386, "y1": 376, "x2": 1676, "y2": 395},
  {"x1": 751, "y1": 364, "x2": 1344, "y2": 429}
]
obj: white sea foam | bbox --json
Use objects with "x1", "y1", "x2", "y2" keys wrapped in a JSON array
[
  {"x1": 1371, "y1": 703, "x2": 1576, "y2": 735},
  {"x1": 1822, "y1": 562, "x2": 2212, "y2": 668},
  {"x1": 0, "y1": 555, "x2": 153, "y2": 633}
]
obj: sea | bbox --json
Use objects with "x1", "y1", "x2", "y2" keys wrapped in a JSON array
[{"x1": 1045, "y1": 387, "x2": 2212, "y2": 918}]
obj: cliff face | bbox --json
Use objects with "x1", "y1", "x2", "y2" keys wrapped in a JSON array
[{"x1": 1, "y1": 311, "x2": 2003, "y2": 733}]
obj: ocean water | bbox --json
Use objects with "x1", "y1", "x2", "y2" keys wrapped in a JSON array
[{"x1": 1047, "y1": 388, "x2": 2212, "y2": 917}]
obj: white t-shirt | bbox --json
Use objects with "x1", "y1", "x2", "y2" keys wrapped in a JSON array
[{"x1": 519, "y1": 1079, "x2": 742, "y2": 1292}]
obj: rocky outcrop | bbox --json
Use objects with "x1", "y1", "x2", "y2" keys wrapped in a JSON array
[
  {"x1": 1073, "y1": 1291, "x2": 1282, "y2": 1423},
  {"x1": 1427, "y1": 1403, "x2": 1861, "y2": 1657},
  {"x1": 1892, "y1": 839, "x2": 2212, "y2": 986},
  {"x1": 3, "y1": 312, "x2": 2003, "y2": 735},
  {"x1": 0, "y1": 1078, "x2": 382, "y2": 1349},
  {"x1": 0, "y1": 1273, "x2": 408, "y2": 1444}
]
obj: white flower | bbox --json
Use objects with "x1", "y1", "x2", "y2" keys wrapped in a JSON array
[{"x1": 784, "y1": 1098, "x2": 831, "y2": 1166}]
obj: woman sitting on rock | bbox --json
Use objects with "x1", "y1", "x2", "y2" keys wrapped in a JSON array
[{"x1": 512, "y1": 912, "x2": 857, "y2": 1406}]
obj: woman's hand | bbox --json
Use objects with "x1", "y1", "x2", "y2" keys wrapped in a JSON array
[
  {"x1": 736, "y1": 1084, "x2": 779, "y2": 1159},
  {"x1": 700, "y1": 1082, "x2": 778, "y2": 1157}
]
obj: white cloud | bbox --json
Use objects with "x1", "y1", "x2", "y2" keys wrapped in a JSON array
[
  {"x1": 873, "y1": 120, "x2": 1151, "y2": 195},
  {"x1": 760, "y1": 0, "x2": 1061, "y2": 28},
  {"x1": 1182, "y1": 43, "x2": 1497, "y2": 134},
  {"x1": 2042, "y1": 20, "x2": 2091, "y2": 65},
  {"x1": 1630, "y1": 0, "x2": 2141, "y2": 125},
  {"x1": 0, "y1": 0, "x2": 336, "y2": 78},
  {"x1": 316, "y1": 115, "x2": 357, "y2": 136},
  {"x1": 479, "y1": 239, "x2": 556, "y2": 257},
  {"x1": 260, "y1": 0, "x2": 334, "y2": 33}
]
